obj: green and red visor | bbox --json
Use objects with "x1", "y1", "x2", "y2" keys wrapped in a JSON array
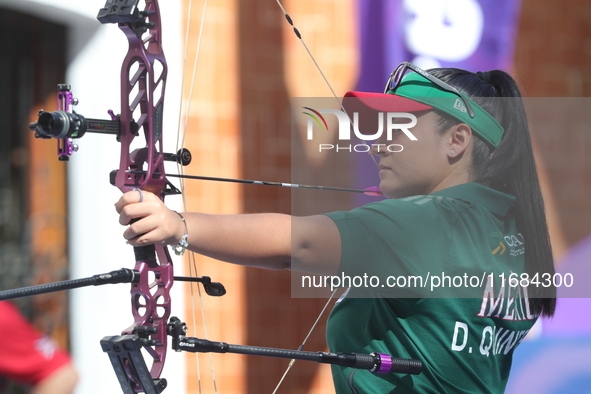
[{"x1": 344, "y1": 64, "x2": 505, "y2": 148}]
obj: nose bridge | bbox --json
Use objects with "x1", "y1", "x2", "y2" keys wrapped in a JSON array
[
  {"x1": 373, "y1": 128, "x2": 390, "y2": 152},
  {"x1": 370, "y1": 141, "x2": 388, "y2": 157}
]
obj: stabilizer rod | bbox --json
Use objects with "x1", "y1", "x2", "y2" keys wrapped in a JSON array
[
  {"x1": 167, "y1": 317, "x2": 422, "y2": 375},
  {"x1": 0, "y1": 270, "x2": 225, "y2": 300}
]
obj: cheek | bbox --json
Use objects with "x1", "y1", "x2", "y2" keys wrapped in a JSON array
[
  {"x1": 390, "y1": 145, "x2": 438, "y2": 179},
  {"x1": 401, "y1": 133, "x2": 443, "y2": 158},
  {"x1": 376, "y1": 134, "x2": 413, "y2": 155}
]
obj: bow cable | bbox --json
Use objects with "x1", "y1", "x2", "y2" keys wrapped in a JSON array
[
  {"x1": 176, "y1": 0, "x2": 219, "y2": 392},
  {"x1": 176, "y1": 1, "x2": 381, "y2": 392},
  {"x1": 271, "y1": 288, "x2": 338, "y2": 394},
  {"x1": 271, "y1": 1, "x2": 378, "y2": 391},
  {"x1": 273, "y1": 0, "x2": 379, "y2": 169}
]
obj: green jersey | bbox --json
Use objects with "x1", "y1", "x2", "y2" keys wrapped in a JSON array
[{"x1": 324, "y1": 183, "x2": 537, "y2": 393}]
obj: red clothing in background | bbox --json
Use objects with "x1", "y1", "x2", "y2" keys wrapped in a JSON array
[{"x1": 0, "y1": 301, "x2": 70, "y2": 388}]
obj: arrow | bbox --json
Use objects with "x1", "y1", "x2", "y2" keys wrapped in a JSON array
[{"x1": 126, "y1": 170, "x2": 383, "y2": 196}]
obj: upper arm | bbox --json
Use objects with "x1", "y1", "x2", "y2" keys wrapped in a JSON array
[{"x1": 291, "y1": 215, "x2": 342, "y2": 275}]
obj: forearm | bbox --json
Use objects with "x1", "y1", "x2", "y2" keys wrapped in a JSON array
[
  {"x1": 180, "y1": 212, "x2": 292, "y2": 270},
  {"x1": 32, "y1": 364, "x2": 78, "y2": 394},
  {"x1": 116, "y1": 191, "x2": 341, "y2": 274}
]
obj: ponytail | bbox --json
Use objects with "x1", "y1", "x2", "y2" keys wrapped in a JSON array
[{"x1": 430, "y1": 68, "x2": 556, "y2": 317}]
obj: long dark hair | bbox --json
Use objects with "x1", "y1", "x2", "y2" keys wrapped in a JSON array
[{"x1": 429, "y1": 68, "x2": 556, "y2": 318}]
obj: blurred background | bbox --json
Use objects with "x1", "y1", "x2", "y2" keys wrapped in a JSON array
[{"x1": 0, "y1": 0, "x2": 589, "y2": 392}]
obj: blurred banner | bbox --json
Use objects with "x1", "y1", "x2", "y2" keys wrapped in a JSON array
[
  {"x1": 350, "y1": 2, "x2": 591, "y2": 392},
  {"x1": 355, "y1": 0, "x2": 522, "y2": 91},
  {"x1": 353, "y1": 0, "x2": 522, "y2": 206}
]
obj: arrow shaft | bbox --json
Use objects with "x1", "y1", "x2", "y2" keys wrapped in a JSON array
[{"x1": 127, "y1": 170, "x2": 381, "y2": 195}]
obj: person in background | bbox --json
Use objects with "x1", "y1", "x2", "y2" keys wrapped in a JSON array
[{"x1": 0, "y1": 301, "x2": 78, "y2": 394}]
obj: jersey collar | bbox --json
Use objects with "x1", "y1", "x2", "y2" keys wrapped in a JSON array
[{"x1": 430, "y1": 183, "x2": 516, "y2": 217}]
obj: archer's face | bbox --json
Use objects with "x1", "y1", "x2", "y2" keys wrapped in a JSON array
[{"x1": 372, "y1": 111, "x2": 454, "y2": 199}]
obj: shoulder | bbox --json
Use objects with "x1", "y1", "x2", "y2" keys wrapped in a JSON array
[{"x1": 326, "y1": 192, "x2": 471, "y2": 228}]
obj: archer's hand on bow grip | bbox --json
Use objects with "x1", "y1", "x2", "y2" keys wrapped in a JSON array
[{"x1": 116, "y1": 191, "x2": 186, "y2": 248}]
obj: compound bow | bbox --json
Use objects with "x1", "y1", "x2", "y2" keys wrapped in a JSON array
[
  {"x1": 22, "y1": 0, "x2": 422, "y2": 392},
  {"x1": 28, "y1": 0, "x2": 213, "y2": 391}
]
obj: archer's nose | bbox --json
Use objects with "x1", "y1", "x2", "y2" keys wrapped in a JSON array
[{"x1": 370, "y1": 142, "x2": 390, "y2": 158}]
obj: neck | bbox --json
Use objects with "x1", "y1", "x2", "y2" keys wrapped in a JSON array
[{"x1": 428, "y1": 164, "x2": 473, "y2": 195}]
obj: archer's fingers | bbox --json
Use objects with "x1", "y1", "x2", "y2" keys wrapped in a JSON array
[
  {"x1": 123, "y1": 216, "x2": 153, "y2": 242},
  {"x1": 123, "y1": 216, "x2": 170, "y2": 246},
  {"x1": 115, "y1": 190, "x2": 143, "y2": 214},
  {"x1": 125, "y1": 232, "x2": 171, "y2": 247},
  {"x1": 116, "y1": 191, "x2": 161, "y2": 225},
  {"x1": 114, "y1": 190, "x2": 160, "y2": 213},
  {"x1": 118, "y1": 201, "x2": 166, "y2": 226}
]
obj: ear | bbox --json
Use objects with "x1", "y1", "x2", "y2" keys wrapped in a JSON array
[{"x1": 446, "y1": 123, "x2": 472, "y2": 159}]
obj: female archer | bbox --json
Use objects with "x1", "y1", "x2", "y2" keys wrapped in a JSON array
[{"x1": 115, "y1": 63, "x2": 556, "y2": 393}]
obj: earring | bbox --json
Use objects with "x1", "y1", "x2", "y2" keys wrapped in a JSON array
[{"x1": 450, "y1": 150, "x2": 455, "y2": 155}]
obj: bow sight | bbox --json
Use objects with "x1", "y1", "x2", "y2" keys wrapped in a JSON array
[
  {"x1": 30, "y1": 85, "x2": 120, "y2": 160},
  {"x1": 29, "y1": 84, "x2": 192, "y2": 168}
]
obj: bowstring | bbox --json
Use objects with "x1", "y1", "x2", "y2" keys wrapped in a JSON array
[
  {"x1": 273, "y1": 0, "x2": 379, "y2": 168},
  {"x1": 270, "y1": 1, "x2": 377, "y2": 392},
  {"x1": 176, "y1": 0, "x2": 218, "y2": 393},
  {"x1": 271, "y1": 289, "x2": 338, "y2": 394}
]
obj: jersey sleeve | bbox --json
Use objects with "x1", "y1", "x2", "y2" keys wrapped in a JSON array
[
  {"x1": 324, "y1": 196, "x2": 459, "y2": 297},
  {"x1": 0, "y1": 302, "x2": 71, "y2": 386}
]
